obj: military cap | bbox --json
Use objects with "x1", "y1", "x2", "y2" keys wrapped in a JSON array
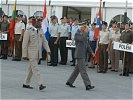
[
  {"x1": 60, "y1": 17, "x2": 67, "y2": 20},
  {"x1": 8, "y1": 16, "x2": 12, "y2": 18},
  {"x1": 17, "y1": 14, "x2": 23, "y2": 17},
  {"x1": 91, "y1": 22, "x2": 96, "y2": 26},
  {"x1": 74, "y1": 18, "x2": 80, "y2": 21},
  {"x1": 102, "y1": 21, "x2": 108, "y2": 26},
  {"x1": 51, "y1": 15, "x2": 57, "y2": 20},
  {"x1": 78, "y1": 22, "x2": 87, "y2": 26},
  {"x1": 3, "y1": 15, "x2": 8, "y2": 18},
  {"x1": 32, "y1": 18, "x2": 42, "y2": 22},
  {"x1": 28, "y1": 16, "x2": 34, "y2": 20}
]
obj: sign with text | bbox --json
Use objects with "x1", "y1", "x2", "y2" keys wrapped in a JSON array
[
  {"x1": 66, "y1": 40, "x2": 76, "y2": 48},
  {"x1": 0, "y1": 34, "x2": 7, "y2": 40},
  {"x1": 113, "y1": 41, "x2": 133, "y2": 53}
]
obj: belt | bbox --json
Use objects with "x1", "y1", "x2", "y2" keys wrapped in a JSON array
[{"x1": 99, "y1": 44, "x2": 108, "y2": 45}]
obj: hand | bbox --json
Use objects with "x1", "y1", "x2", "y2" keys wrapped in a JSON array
[
  {"x1": 92, "y1": 53, "x2": 95, "y2": 58},
  {"x1": 19, "y1": 38, "x2": 22, "y2": 42},
  {"x1": 47, "y1": 52, "x2": 51, "y2": 55},
  {"x1": 106, "y1": 48, "x2": 110, "y2": 52},
  {"x1": 54, "y1": 41, "x2": 58, "y2": 45}
]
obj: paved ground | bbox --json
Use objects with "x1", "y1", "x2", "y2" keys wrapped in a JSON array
[{"x1": 0, "y1": 52, "x2": 133, "y2": 100}]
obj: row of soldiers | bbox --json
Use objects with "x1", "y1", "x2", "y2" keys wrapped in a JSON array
[{"x1": 0, "y1": 14, "x2": 133, "y2": 77}]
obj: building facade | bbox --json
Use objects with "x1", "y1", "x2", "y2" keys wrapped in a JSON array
[{"x1": 1, "y1": 0, "x2": 133, "y2": 25}]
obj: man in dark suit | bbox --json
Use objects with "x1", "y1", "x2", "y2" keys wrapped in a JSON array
[{"x1": 66, "y1": 22, "x2": 94, "y2": 90}]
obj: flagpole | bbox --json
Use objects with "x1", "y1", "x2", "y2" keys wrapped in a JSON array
[
  {"x1": 0, "y1": 0, "x2": 2, "y2": 17},
  {"x1": 122, "y1": 51, "x2": 126, "y2": 76}
]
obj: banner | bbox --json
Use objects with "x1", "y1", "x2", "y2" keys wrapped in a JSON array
[
  {"x1": 66, "y1": 40, "x2": 76, "y2": 48},
  {"x1": 0, "y1": 34, "x2": 7, "y2": 40},
  {"x1": 113, "y1": 41, "x2": 133, "y2": 53}
]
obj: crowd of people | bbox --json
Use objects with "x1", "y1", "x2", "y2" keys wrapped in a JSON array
[{"x1": 0, "y1": 14, "x2": 133, "y2": 90}]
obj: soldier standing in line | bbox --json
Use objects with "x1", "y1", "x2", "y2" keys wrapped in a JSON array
[
  {"x1": 70, "y1": 18, "x2": 79, "y2": 66},
  {"x1": 98, "y1": 21, "x2": 111, "y2": 73},
  {"x1": 120, "y1": 23, "x2": 133, "y2": 76},
  {"x1": 58, "y1": 17, "x2": 71, "y2": 65},
  {"x1": 0, "y1": 15, "x2": 9, "y2": 59},
  {"x1": 109, "y1": 24, "x2": 121, "y2": 72},
  {"x1": 22, "y1": 18, "x2": 51, "y2": 90},
  {"x1": 48, "y1": 16, "x2": 59, "y2": 66},
  {"x1": 12, "y1": 14, "x2": 25, "y2": 61}
]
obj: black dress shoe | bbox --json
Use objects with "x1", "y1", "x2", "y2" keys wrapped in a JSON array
[
  {"x1": 53, "y1": 64, "x2": 57, "y2": 66},
  {"x1": 12, "y1": 58, "x2": 21, "y2": 61},
  {"x1": 70, "y1": 60, "x2": 73, "y2": 62},
  {"x1": 66, "y1": 82, "x2": 75, "y2": 88},
  {"x1": 23, "y1": 84, "x2": 33, "y2": 89},
  {"x1": 48, "y1": 63, "x2": 53, "y2": 66},
  {"x1": 86, "y1": 85, "x2": 94, "y2": 90},
  {"x1": 38, "y1": 60, "x2": 41, "y2": 65},
  {"x1": 39, "y1": 84, "x2": 46, "y2": 90},
  {"x1": 111, "y1": 69, "x2": 115, "y2": 71},
  {"x1": 71, "y1": 64, "x2": 75, "y2": 66},
  {"x1": 48, "y1": 61, "x2": 51, "y2": 63},
  {"x1": 97, "y1": 71, "x2": 103, "y2": 73},
  {"x1": 0, "y1": 56, "x2": 4, "y2": 59},
  {"x1": 120, "y1": 73, "x2": 129, "y2": 77}
]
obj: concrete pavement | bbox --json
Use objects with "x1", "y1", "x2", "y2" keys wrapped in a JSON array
[{"x1": 0, "y1": 55, "x2": 133, "y2": 100}]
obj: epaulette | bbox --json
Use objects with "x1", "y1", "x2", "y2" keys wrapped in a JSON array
[
  {"x1": 26, "y1": 27, "x2": 33, "y2": 31},
  {"x1": 122, "y1": 30, "x2": 125, "y2": 33}
]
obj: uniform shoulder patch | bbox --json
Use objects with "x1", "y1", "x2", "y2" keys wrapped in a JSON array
[{"x1": 26, "y1": 27, "x2": 33, "y2": 30}]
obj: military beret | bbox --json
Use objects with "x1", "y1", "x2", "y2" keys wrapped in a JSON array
[
  {"x1": 102, "y1": 21, "x2": 108, "y2": 26},
  {"x1": 17, "y1": 14, "x2": 23, "y2": 17}
]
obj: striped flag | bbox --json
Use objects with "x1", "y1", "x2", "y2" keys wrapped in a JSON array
[
  {"x1": 42, "y1": 0, "x2": 50, "y2": 41},
  {"x1": 9, "y1": 0, "x2": 16, "y2": 47},
  {"x1": 94, "y1": 0, "x2": 102, "y2": 40},
  {"x1": 94, "y1": 0, "x2": 102, "y2": 64}
]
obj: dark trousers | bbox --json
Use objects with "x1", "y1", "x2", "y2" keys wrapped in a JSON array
[
  {"x1": 49, "y1": 37, "x2": 58, "y2": 64},
  {"x1": 99, "y1": 44, "x2": 108, "y2": 72},
  {"x1": 1, "y1": 40, "x2": 8, "y2": 58},
  {"x1": 71, "y1": 48, "x2": 76, "y2": 64},
  {"x1": 14, "y1": 34, "x2": 22, "y2": 59},
  {"x1": 67, "y1": 59, "x2": 91, "y2": 87},
  {"x1": 123, "y1": 52, "x2": 132, "y2": 75},
  {"x1": 59, "y1": 37, "x2": 68, "y2": 64}
]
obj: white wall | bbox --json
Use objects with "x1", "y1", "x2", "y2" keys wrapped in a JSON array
[{"x1": 91, "y1": 7, "x2": 133, "y2": 24}]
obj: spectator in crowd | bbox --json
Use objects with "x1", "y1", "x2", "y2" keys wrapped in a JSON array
[
  {"x1": 120, "y1": 23, "x2": 133, "y2": 76},
  {"x1": 12, "y1": 14, "x2": 25, "y2": 61},
  {"x1": 48, "y1": 16, "x2": 59, "y2": 66},
  {"x1": 109, "y1": 23, "x2": 121, "y2": 72},
  {"x1": 98, "y1": 21, "x2": 111, "y2": 73},
  {"x1": 70, "y1": 18, "x2": 79, "y2": 66},
  {"x1": 58, "y1": 17, "x2": 71, "y2": 65},
  {"x1": 88, "y1": 22, "x2": 96, "y2": 68},
  {"x1": 0, "y1": 15, "x2": 9, "y2": 59}
]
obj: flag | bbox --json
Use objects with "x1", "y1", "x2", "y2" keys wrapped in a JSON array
[
  {"x1": 6, "y1": 0, "x2": 8, "y2": 4},
  {"x1": 94, "y1": 0, "x2": 102, "y2": 40},
  {"x1": 9, "y1": 0, "x2": 16, "y2": 47},
  {"x1": 42, "y1": 0, "x2": 50, "y2": 41},
  {"x1": 94, "y1": 0, "x2": 102, "y2": 64}
]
